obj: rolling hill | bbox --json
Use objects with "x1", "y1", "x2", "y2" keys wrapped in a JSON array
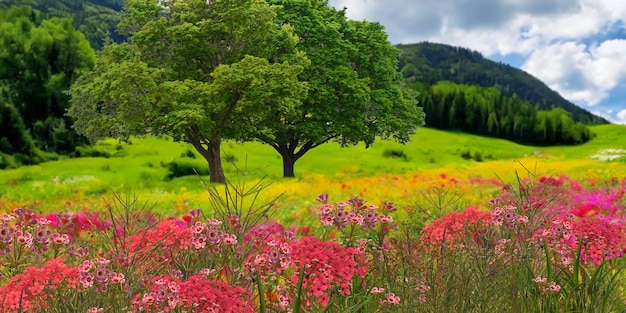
[{"x1": 397, "y1": 42, "x2": 609, "y2": 125}]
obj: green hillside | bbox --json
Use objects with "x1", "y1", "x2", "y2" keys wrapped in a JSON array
[{"x1": 0, "y1": 0, "x2": 124, "y2": 49}]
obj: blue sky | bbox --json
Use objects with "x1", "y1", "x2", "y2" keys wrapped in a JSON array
[{"x1": 328, "y1": 0, "x2": 626, "y2": 124}]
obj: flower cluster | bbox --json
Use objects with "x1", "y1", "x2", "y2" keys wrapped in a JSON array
[
  {"x1": 0, "y1": 258, "x2": 80, "y2": 312},
  {"x1": 78, "y1": 257, "x2": 126, "y2": 292},
  {"x1": 149, "y1": 275, "x2": 254, "y2": 313},
  {"x1": 571, "y1": 218, "x2": 626, "y2": 265},
  {"x1": 247, "y1": 239, "x2": 292, "y2": 274},
  {"x1": 420, "y1": 206, "x2": 491, "y2": 248},
  {"x1": 317, "y1": 196, "x2": 396, "y2": 232},
  {"x1": 532, "y1": 277, "x2": 561, "y2": 293},
  {"x1": 133, "y1": 276, "x2": 180, "y2": 312},
  {"x1": 1, "y1": 209, "x2": 73, "y2": 277},
  {"x1": 127, "y1": 218, "x2": 191, "y2": 266},
  {"x1": 189, "y1": 219, "x2": 237, "y2": 252},
  {"x1": 290, "y1": 236, "x2": 368, "y2": 307},
  {"x1": 490, "y1": 205, "x2": 529, "y2": 227}
]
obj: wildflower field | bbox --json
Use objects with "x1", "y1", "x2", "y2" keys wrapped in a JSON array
[{"x1": 2, "y1": 125, "x2": 626, "y2": 312}]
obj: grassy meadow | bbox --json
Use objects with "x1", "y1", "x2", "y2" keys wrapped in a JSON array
[{"x1": 1, "y1": 124, "x2": 625, "y2": 220}]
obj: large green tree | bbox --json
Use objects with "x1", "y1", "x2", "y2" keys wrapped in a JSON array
[
  {"x1": 68, "y1": 0, "x2": 308, "y2": 183},
  {"x1": 247, "y1": 0, "x2": 425, "y2": 177}
]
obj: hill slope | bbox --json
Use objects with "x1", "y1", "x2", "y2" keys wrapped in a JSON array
[
  {"x1": 397, "y1": 42, "x2": 608, "y2": 125},
  {"x1": 0, "y1": 0, "x2": 124, "y2": 49}
]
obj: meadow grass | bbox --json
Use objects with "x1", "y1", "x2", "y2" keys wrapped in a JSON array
[{"x1": 1, "y1": 125, "x2": 625, "y2": 217}]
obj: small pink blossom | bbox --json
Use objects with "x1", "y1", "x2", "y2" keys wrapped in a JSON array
[
  {"x1": 371, "y1": 287, "x2": 385, "y2": 294},
  {"x1": 223, "y1": 233, "x2": 237, "y2": 245},
  {"x1": 385, "y1": 292, "x2": 401, "y2": 304},
  {"x1": 52, "y1": 233, "x2": 70, "y2": 245},
  {"x1": 111, "y1": 273, "x2": 125, "y2": 284},
  {"x1": 548, "y1": 282, "x2": 561, "y2": 292}
]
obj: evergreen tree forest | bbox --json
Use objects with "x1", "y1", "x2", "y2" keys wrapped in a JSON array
[{"x1": 416, "y1": 82, "x2": 593, "y2": 145}]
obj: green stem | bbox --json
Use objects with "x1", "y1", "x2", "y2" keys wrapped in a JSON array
[
  {"x1": 257, "y1": 271, "x2": 266, "y2": 313},
  {"x1": 294, "y1": 265, "x2": 308, "y2": 313}
]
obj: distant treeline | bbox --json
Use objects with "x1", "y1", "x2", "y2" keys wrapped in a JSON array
[{"x1": 416, "y1": 82, "x2": 593, "y2": 145}]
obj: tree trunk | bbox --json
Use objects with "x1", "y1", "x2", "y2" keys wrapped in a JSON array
[
  {"x1": 206, "y1": 138, "x2": 225, "y2": 184},
  {"x1": 190, "y1": 135, "x2": 226, "y2": 184},
  {"x1": 274, "y1": 141, "x2": 318, "y2": 178},
  {"x1": 281, "y1": 152, "x2": 296, "y2": 178}
]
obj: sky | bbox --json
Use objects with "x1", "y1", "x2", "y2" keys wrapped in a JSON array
[{"x1": 328, "y1": 0, "x2": 626, "y2": 124}]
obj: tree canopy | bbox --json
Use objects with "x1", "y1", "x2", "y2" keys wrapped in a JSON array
[
  {"x1": 68, "y1": 0, "x2": 309, "y2": 183},
  {"x1": 249, "y1": 0, "x2": 425, "y2": 177}
]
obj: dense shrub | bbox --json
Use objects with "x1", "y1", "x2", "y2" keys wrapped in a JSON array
[
  {"x1": 383, "y1": 148, "x2": 410, "y2": 161},
  {"x1": 164, "y1": 159, "x2": 209, "y2": 180}
]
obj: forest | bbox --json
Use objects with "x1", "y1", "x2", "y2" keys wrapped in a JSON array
[
  {"x1": 0, "y1": 6, "x2": 96, "y2": 168},
  {"x1": 415, "y1": 82, "x2": 593, "y2": 145}
]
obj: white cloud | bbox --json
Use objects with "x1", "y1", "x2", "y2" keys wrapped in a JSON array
[
  {"x1": 614, "y1": 109, "x2": 626, "y2": 124},
  {"x1": 522, "y1": 40, "x2": 626, "y2": 107},
  {"x1": 328, "y1": 0, "x2": 626, "y2": 116}
]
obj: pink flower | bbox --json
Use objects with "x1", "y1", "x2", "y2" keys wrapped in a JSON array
[
  {"x1": 548, "y1": 282, "x2": 561, "y2": 292},
  {"x1": 385, "y1": 292, "x2": 401, "y2": 304},
  {"x1": 192, "y1": 234, "x2": 207, "y2": 249},
  {"x1": 79, "y1": 260, "x2": 94, "y2": 273},
  {"x1": 192, "y1": 222, "x2": 206, "y2": 234},
  {"x1": 111, "y1": 273, "x2": 125, "y2": 284},
  {"x1": 80, "y1": 273, "x2": 95, "y2": 288},
  {"x1": 371, "y1": 287, "x2": 385, "y2": 294},
  {"x1": 223, "y1": 233, "x2": 238, "y2": 245},
  {"x1": 52, "y1": 233, "x2": 70, "y2": 245}
]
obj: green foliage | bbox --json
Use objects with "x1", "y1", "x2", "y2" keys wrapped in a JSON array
[
  {"x1": 397, "y1": 42, "x2": 608, "y2": 125},
  {"x1": 0, "y1": 153, "x2": 19, "y2": 169},
  {"x1": 249, "y1": 0, "x2": 425, "y2": 178},
  {"x1": 74, "y1": 145, "x2": 112, "y2": 158},
  {"x1": 68, "y1": 0, "x2": 309, "y2": 183},
  {"x1": 180, "y1": 149, "x2": 196, "y2": 159},
  {"x1": 0, "y1": 98, "x2": 35, "y2": 157},
  {"x1": 382, "y1": 148, "x2": 410, "y2": 162},
  {"x1": 164, "y1": 158, "x2": 208, "y2": 180},
  {"x1": 416, "y1": 82, "x2": 593, "y2": 145},
  {"x1": 0, "y1": 0, "x2": 124, "y2": 49},
  {"x1": 0, "y1": 6, "x2": 95, "y2": 162}
]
